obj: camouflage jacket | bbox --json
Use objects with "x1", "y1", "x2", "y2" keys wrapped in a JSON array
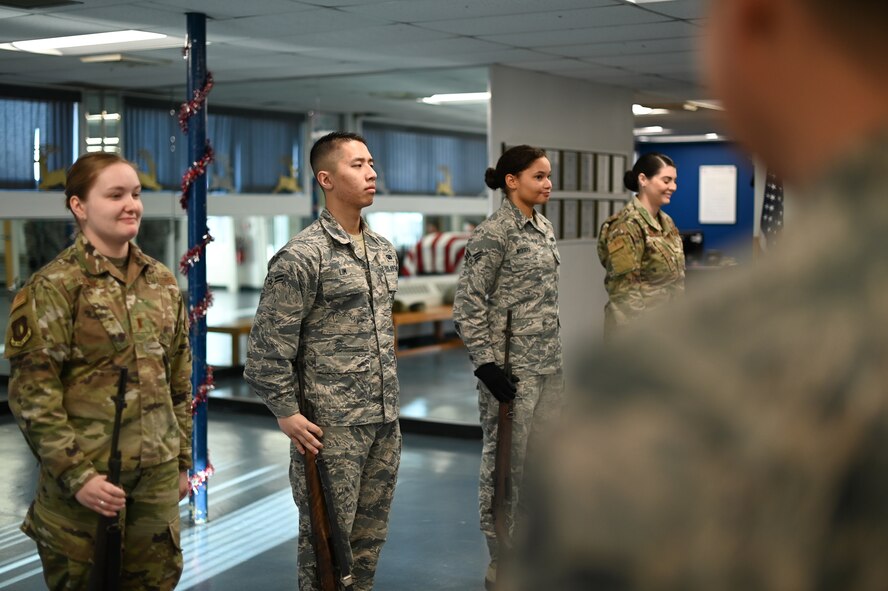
[
  {"x1": 453, "y1": 198, "x2": 562, "y2": 375},
  {"x1": 597, "y1": 196, "x2": 685, "y2": 333},
  {"x1": 516, "y1": 133, "x2": 888, "y2": 590},
  {"x1": 4, "y1": 233, "x2": 192, "y2": 496},
  {"x1": 244, "y1": 208, "x2": 400, "y2": 426}
]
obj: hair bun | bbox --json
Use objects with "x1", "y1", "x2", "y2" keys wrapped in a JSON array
[
  {"x1": 484, "y1": 167, "x2": 500, "y2": 190},
  {"x1": 623, "y1": 170, "x2": 639, "y2": 192}
]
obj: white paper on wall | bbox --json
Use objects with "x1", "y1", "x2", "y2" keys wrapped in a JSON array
[{"x1": 699, "y1": 164, "x2": 737, "y2": 224}]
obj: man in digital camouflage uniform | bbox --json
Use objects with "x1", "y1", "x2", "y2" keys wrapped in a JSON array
[
  {"x1": 5, "y1": 154, "x2": 191, "y2": 590},
  {"x1": 510, "y1": 0, "x2": 888, "y2": 589},
  {"x1": 244, "y1": 132, "x2": 400, "y2": 591}
]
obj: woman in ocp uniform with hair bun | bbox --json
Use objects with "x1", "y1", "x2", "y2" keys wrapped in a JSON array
[
  {"x1": 453, "y1": 144, "x2": 564, "y2": 590},
  {"x1": 598, "y1": 152, "x2": 685, "y2": 338}
]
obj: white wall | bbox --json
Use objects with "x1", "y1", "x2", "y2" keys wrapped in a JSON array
[{"x1": 487, "y1": 65, "x2": 634, "y2": 376}]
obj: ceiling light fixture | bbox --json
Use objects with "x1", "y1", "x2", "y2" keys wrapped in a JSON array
[
  {"x1": 633, "y1": 125, "x2": 668, "y2": 136},
  {"x1": 633, "y1": 103, "x2": 670, "y2": 116},
  {"x1": 0, "y1": 30, "x2": 175, "y2": 56},
  {"x1": 626, "y1": 0, "x2": 676, "y2": 4},
  {"x1": 419, "y1": 92, "x2": 491, "y2": 105},
  {"x1": 685, "y1": 100, "x2": 724, "y2": 111},
  {"x1": 637, "y1": 133, "x2": 726, "y2": 143}
]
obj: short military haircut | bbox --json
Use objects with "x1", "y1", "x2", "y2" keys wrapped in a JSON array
[{"x1": 309, "y1": 131, "x2": 368, "y2": 177}]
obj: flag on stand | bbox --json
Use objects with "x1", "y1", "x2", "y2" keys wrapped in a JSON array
[{"x1": 760, "y1": 171, "x2": 784, "y2": 250}]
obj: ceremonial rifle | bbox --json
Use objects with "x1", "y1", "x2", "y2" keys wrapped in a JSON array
[
  {"x1": 493, "y1": 309, "x2": 514, "y2": 574},
  {"x1": 296, "y1": 359, "x2": 354, "y2": 591},
  {"x1": 88, "y1": 367, "x2": 127, "y2": 591}
]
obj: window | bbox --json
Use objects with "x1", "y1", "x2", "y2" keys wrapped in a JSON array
[
  {"x1": 0, "y1": 87, "x2": 77, "y2": 190},
  {"x1": 363, "y1": 123, "x2": 486, "y2": 196}
]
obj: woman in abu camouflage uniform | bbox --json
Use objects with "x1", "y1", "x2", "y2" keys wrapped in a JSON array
[
  {"x1": 597, "y1": 152, "x2": 685, "y2": 337},
  {"x1": 453, "y1": 145, "x2": 563, "y2": 590},
  {"x1": 4, "y1": 153, "x2": 192, "y2": 590}
]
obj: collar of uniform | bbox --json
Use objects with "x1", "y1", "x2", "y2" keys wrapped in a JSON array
[
  {"x1": 630, "y1": 196, "x2": 663, "y2": 232},
  {"x1": 75, "y1": 232, "x2": 148, "y2": 284},
  {"x1": 503, "y1": 198, "x2": 538, "y2": 231},
  {"x1": 319, "y1": 208, "x2": 379, "y2": 248},
  {"x1": 319, "y1": 208, "x2": 355, "y2": 246}
]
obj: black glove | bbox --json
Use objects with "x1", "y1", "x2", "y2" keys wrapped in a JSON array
[{"x1": 474, "y1": 362, "x2": 519, "y2": 403}]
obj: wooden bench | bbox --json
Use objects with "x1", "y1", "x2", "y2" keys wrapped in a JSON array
[
  {"x1": 206, "y1": 317, "x2": 254, "y2": 367},
  {"x1": 208, "y1": 305, "x2": 463, "y2": 365},
  {"x1": 392, "y1": 304, "x2": 463, "y2": 358}
]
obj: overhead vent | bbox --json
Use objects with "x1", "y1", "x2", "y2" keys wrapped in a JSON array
[{"x1": 0, "y1": 0, "x2": 81, "y2": 8}]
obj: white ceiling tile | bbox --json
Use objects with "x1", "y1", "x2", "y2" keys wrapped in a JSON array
[
  {"x1": 637, "y1": 0, "x2": 703, "y2": 20},
  {"x1": 546, "y1": 36, "x2": 699, "y2": 59},
  {"x1": 0, "y1": 0, "x2": 712, "y2": 132},
  {"x1": 418, "y1": 5, "x2": 671, "y2": 37},
  {"x1": 144, "y1": 0, "x2": 314, "y2": 20},
  {"x1": 210, "y1": 8, "x2": 394, "y2": 37},
  {"x1": 479, "y1": 20, "x2": 699, "y2": 47},
  {"x1": 341, "y1": 0, "x2": 618, "y2": 23}
]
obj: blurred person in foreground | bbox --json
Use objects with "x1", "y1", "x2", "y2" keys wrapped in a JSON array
[{"x1": 511, "y1": 0, "x2": 888, "y2": 589}]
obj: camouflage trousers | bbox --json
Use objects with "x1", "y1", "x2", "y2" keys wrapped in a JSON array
[
  {"x1": 24, "y1": 458, "x2": 182, "y2": 591},
  {"x1": 290, "y1": 420, "x2": 401, "y2": 591},
  {"x1": 479, "y1": 371, "x2": 563, "y2": 572}
]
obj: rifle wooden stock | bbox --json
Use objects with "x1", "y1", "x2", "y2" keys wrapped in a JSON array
[
  {"x1": 88, "y1": 367, "x2": 127, "y2": 591},
  {"x1": 492, "y1": 310, "x2": 514, "y2": 562},
  {"x1": 304, "y1": 451, "x2": 338, "y2": 591},
  {"x1": 296, "y1": 356, "x2": 354, "y2": 590}
]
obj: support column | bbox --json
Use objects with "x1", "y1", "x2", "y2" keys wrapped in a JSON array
[{"x1": 186, "y1": 11, "x2": 210, "y2": 525}]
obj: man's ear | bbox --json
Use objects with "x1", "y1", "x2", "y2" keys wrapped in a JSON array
[{"x1": 317, "y1": 171, "x2": 333, "y2": 191}]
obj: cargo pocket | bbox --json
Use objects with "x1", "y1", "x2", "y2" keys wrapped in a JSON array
[
  {"x1": 29, "y1": 502, "x2": 96, "y2": 563},
  {"x1": 509, "y1": 316, "x2": 546, "y2": 369}
]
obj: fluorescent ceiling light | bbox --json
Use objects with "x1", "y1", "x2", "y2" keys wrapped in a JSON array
[
  {"x1": 685, "y1": 99, "x2": 724, "y2": 111},
  {"x1": 0, "y1": 30, "x2": 179, "y2": 56},
  {"x1": 80, "y1": 53, "x2": 171, "y2": 66},
  {"x1": 626, "y1": 0, "x2": 675, "y2": 4},
  {"x1": 637, "y1": 133, "x2": 726, "y2": 143},
  {"x1": 85, "y1": 112, "x2": 121, "y2": 121},
  {"x1": 419, "y1": 92, "x2": 490, "y2": 105},
  {"x1": 633, "y1": 125, "x2": 667, "y2": 135},
  {"x1": 633, "y1": 103, "x2": 669, "y2": 116}
]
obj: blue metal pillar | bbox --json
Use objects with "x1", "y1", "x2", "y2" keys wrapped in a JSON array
[{"x1": 186, "y1": 11, "x2": 209, "y2": 525}]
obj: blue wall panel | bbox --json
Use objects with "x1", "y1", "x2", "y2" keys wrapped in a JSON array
[{"x1": 637, "y1": 142, "x2": 755, "y2": 257}]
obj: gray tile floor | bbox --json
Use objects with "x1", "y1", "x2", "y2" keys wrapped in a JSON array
[{"x1": 0, "y1": 411, "x2": 489, "y2": 590}]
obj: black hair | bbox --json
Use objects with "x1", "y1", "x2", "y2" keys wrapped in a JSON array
[
  {"x1": 485, "y1": 144, "x2": 547, "y2": 192},
  {"x1": 623, "y1": 152, "x2": 676, "y2": 193},
  {"x1": 309, "y1": 131, "x2": 368, "y2": 176}
]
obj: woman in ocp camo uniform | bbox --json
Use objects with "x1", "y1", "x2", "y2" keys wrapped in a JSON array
[
  {"x1": 598, "y1": 152, "x2": 685, "y2": 338},
  {"x1": 4, "y1": 153, "x2": 192, "y2": 590}
]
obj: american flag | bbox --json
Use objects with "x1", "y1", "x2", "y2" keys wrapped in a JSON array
[{"x1": 760, "y1": 171, "x2": 784, "y2": 249}]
